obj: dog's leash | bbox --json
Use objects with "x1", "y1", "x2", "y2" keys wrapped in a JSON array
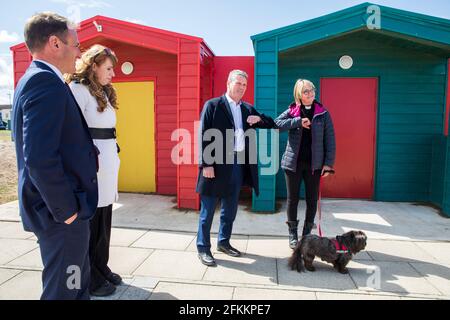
[
  {"x1": 318, "y1": 173, "x2": 352, "y2": 256},
  {"x1": 318, "y1": 183, "x2": 323, "y2": 237},
  {"x1": 317, "y1": 169, "x2": 335, "y2": 237}
]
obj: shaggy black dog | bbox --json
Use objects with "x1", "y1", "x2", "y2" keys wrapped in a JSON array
[{"x1": 288, "y1": 230, "x2": 367, "y2": 274}]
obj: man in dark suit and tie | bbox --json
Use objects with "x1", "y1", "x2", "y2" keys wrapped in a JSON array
[
  {"x1": 11, "y1": 13, "x2": 99, "y2": 300},
  {"x1": 196, "y1": 70, "x2": 275, "y2": 266}
]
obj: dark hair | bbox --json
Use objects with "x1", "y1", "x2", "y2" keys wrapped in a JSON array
[{"x1": 24, "y1": 12, "x2": 70, "y2": 53}]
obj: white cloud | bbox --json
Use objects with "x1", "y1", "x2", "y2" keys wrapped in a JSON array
[
  {"x1": 0, "y1": 31, "x2": 19, "y2": 43},
  {"x1": 124, "y1": 18, "x2": 147, "y2": 26},
  {"x1": 50, "y1": 0, "x2": 113, "y2": 25},
  {"x1": 0, "y1": 56, "x2": 14, "y2": 104},
  {"x1": 51, "y1": 0, "x2": 112, "y2": 8},
  {"x1": 0, "y1": 90, "x2": 12, "y2": 105}
]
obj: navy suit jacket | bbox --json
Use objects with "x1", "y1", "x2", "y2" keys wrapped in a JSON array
[
  {"x1": 12, "y1": 61, "x2": 99, "y2": 234},
  {"x1": 196, "y1": 95, "x2": 275, "y2": 197}
]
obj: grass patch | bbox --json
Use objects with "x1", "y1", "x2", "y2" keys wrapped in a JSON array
[
  {"x1": 0, "y1": 139, "x2": 18, "y2": 204},
  {"x1": 0, "y1": 184, "x2": 17, "y2": 205},
  {"x1": 0, "y1": 130, "x2": 12, "y2": 142}
]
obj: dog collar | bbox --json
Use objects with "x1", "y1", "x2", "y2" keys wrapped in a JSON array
[{"x1": 332, "y1": 239, "x2": 351, "y2": 254}]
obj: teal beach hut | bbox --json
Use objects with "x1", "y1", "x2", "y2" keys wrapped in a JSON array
[{"x1": 250, "y1": 3, "x2": 450, "y2": 215}]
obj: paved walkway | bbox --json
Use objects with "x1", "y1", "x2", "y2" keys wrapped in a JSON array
[{"x1": 0, "y1": 194, "x2": 449, "y2": 300}]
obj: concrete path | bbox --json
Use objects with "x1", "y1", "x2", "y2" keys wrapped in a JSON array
[{"x1": 0, "y1": 194, "x2": 449, "y2": 300}]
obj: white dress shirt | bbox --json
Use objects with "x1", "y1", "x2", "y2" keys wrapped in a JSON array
[
  {"x1": 226, "y1": 93, "x2": 245, "y2": 152},
  {"x1": 34, "y1": 59, "x2": 65, "y2": 83}
]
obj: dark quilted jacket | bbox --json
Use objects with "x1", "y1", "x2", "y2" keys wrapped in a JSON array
[{"x1": 275, "y1": 100, "x2": 336, "y2": 172}]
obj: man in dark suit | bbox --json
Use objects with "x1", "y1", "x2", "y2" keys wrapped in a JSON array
[
  {"x1": 196, "y1": 70, "x2": 275, "y2": 266},
  {"x1": 11, "y1": 13, "x2": 98, "y2": 300}
]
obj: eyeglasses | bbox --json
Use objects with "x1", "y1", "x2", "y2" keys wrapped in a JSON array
[
  {"x1": 57, "y1": 37, "x2": 81, "y2": 49},
  {"x1": 302, "y1": 88, "x2": 316, "y2": 96}
]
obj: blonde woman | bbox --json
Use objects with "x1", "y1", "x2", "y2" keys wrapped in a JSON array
[
  {"x1": 67, "y1": 45, "x2": 120, "y2": 297},
  {"x1": 275, "y1": 79, "x2": 336, "y2": 249}
]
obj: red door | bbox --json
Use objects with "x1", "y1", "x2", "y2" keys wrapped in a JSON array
[{"x1": 320, "y1": 78, "x2": 377, "y2": 199}]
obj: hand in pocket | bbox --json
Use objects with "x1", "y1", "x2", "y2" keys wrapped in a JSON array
[{"x1": 203, "y1": 167, "x2": 215, "y2": 179}]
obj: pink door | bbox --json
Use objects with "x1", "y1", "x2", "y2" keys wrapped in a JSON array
[{"x1": 320, "y1": 78, "x2": 378, "y2": 199}]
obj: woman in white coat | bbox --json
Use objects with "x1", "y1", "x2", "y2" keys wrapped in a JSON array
[{"x1": 68, "y1": 45, "x2": 120, "y2": 297}]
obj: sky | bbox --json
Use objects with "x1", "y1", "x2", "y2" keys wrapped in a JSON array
[{"x1": 0, "y1": 0, "x2": 449, "y2": 104}]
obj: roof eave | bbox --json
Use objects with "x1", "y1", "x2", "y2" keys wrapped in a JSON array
[
  {"x1": 251, "y1": 2, "x2": 372, "y2": 42},
  {"x1": 84, "y1": 15, "x2": 205, "y2": 43},
  {"x1": 251, "y1": 2, "x2": 450, "y2": 50},
  {"x1": 11, "y1": 15, "x2": 214, "y2": 53}
]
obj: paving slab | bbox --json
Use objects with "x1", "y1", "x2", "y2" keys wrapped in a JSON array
[
  {"x1": 366, "y1": 240, "x2": 439, "y2": 264},
  {"x1": 409, "y1": 262, "x2": 450, "y2": 296},
  {"x1": 338, "y1": 227, "x2": 411, "y2": 241},
  {"x1": 400, "y1": 296, "x2": 441, "y2": 300},
  {"x1": 233, "y1": 287, "x2": 316, "y2": 300},
  {"x1": 414, "y1": 242, "x2": 450, "y2": 265},
  {"x1": 353, "y1": 251, "x2": 373, "y2": 261},
  {"x1": 110, "y1": 228, "x2": 147, "y2": 247},
  {"x1": 149, "y1": 282, "x2": 234, "y2": 300},
  {"x1": 6, "y1": 248, "x2": 43, "y2": 270},
  {"x1": 27, "y1": 235, "x2": 37, "y2": 241},
  {"x1": 0, "y1": 270, "x2": 42, "y2": 300},
  {"x1": 129, "y1": 276, "x2": 159, "y2": 289},
  {"x1": 132, "y1": 231, "x2": 195, "y2": 251},
  {"x1": 119, "y1": 285, "x2": 153, "y2": 300},
  {"x1": 0, "y1": 222, "x2": 33, "y2": 240},
  {"x1": 348, "y1": 260, "x2": 442, "y2": 296},
  {"x1": 316, "y1": 292, "x2": 402, "y2": 300},
  {"x1": 203, "y1": 253, "x2": 277, "y2": 286},
  {"x1": 0, "y1": 201, "x2": 21, "y2": 222},
  {"x1": 107, "y1": 195, "x2": 449, "y2": 241},
  {"x1": 186, "y1": 235, "x2": 249, "y2": 254},
  {"x1": 276, "y1": 258, "x2": 357, "y2": 292},
  {"x1": 1, "y1": 193, "x2": 450, "y2": 301},
  {"x1": 3, "y1": 196, "x2": 450, "y2": 241},
  {"x1": 0, "y1": 239, "x2": 38, "y2": 265},
  {"x1": 133, "y1": 250, "x2": 207, "y2": 281},
  {"x1": 0, "y1": 268, "x2": 22, "y2": 286},
  {"x1": 108, "y1": 246, "x2": 153, "y2": 276},
  {"x1": 112, "y1": 194, "x2": 200, "y2": 232},
  {"x1": 246, "y1": 237, "x2": 293, "y2": 259},
  {"x1": 91, "y1": 282, "x2": 130, "y2": 301}
]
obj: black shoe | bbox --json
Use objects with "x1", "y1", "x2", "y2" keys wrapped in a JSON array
[
  {"x1": 198, "y1": 252, "x2": 216, "y2": 266},
  {"x1": 105, "y1": 272, "x2": 122, "y2": 286},
  {"x1": 217, "y1": 244, "x2": 241, "y2": 257},
  {"x1": 89, "y1": 280, "x2": 116, "y2": 297},
  {"x1": 289, "y1": 238, "x2": 298, "y2": 250}
]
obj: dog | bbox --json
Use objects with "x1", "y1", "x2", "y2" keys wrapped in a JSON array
[{"x1": 288, "y1": 230, "x2": 367, "y2": 274}]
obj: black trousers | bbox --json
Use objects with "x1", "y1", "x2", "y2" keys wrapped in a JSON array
[
  {"x1": 37, "y1": 219, "x2": 90, "y2": 300},
  {"x1": 284, "y1": 162, "x2": 321, "y2": 224},
  {"x1": 89, "y1": 205, "x2": 113, "y2": 290}
]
